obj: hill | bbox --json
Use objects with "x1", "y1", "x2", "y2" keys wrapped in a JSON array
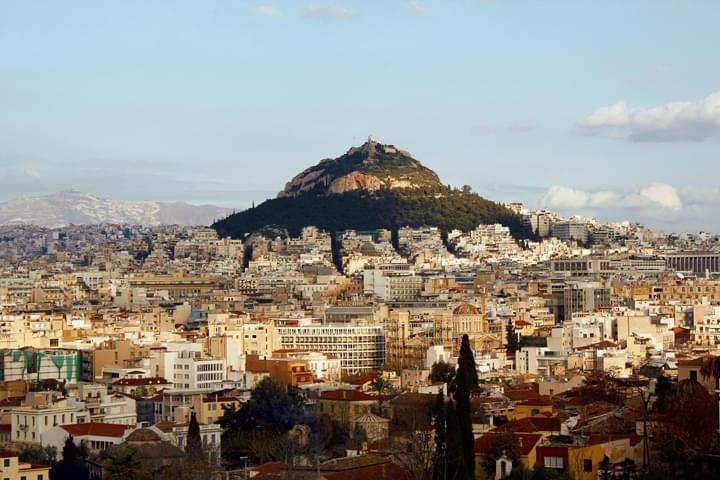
[{"x1": 214, "y1": 139, "x2": 531, "y2": 239}]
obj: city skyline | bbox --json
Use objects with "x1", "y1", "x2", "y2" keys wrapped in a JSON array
[{"x1": 2, "y1": 1, "x2": 720, "y2": 232}]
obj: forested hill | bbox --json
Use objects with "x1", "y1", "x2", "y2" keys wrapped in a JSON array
[{"x1": 213, "y1": 187, "x2": 531, "y2": 239}]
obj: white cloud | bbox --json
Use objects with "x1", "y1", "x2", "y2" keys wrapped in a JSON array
[
  {"x1": 303, "y1": 6, "x2": 358, "y2": 19},
  {"x1": 25, "y1": 168, "x2": 40, "y2": 179},
  {"x1": 251, "y1": 5, "x2": 284, "y2": 17},
  {"x1": 579, "y1": 90, "x2": 720, "y2": 142},
  {"x1": 541, "y1": 182, "x2": 682, "y2": 211}
]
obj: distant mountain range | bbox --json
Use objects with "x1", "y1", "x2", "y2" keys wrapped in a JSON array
[
  {"x1": 0, "y1": 190, "x2": 232, "y2": 228},
  {"x1": 214, "y1": 138, "x2": 531, "y2": 239}
]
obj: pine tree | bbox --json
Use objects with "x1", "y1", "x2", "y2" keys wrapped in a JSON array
[
  {"x1": 186, "y1": 411, "x2": 204, "y2": 463},
  {"x1": 432, "y1": 390, "x2": 447, "y2": 480},
  {"x1": 454, "y1": 334, "x2": 478, "y2": 479}
]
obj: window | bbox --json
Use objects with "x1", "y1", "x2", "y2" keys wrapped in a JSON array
[
  {"x1": 583, "y1": 459, "x2": 592, "y2": 472},
  {"x1": 690, "y1": 370, "x2": 698, "y2": 382},
  {"x1": 3, "y1": 458, "x2": 10, "y2": 467},
  {"x1": 544, "y1": 456, "x2": 564, "y2": 469}
]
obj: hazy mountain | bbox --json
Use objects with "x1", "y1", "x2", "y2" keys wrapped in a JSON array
[
  {"x1": 214, "y1": 139, "x2": 531, "y2": 239},
  {"x1": 0, "y1": 190, "x2": 232, "y2": 227}
]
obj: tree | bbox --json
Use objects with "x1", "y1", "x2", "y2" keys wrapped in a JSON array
[
  {"x1": 186, "y1": 411, "x2": 204, "y2": 463},
  {"x1": 219, "y1": 378, "x2": 306, "y2": 434},
  {"x1": 444, "y1": 400, "x2": 470, "y2": 480},
  {"x1": 350, "y1": 424, "x2": 368, "y2": 447},
  {"x1": 700, "y1": 355, "x2": 720, "y2": 383},
  {"x1": 652, "y1": 374, "x2": 672, "y2": 412},
  {"x1": 453, "y1": 334, "x2": 478, "y2": 479},
  {"x1": 19, "y1": 444, "x2": 57, "y2": 466},
  {"x1": 430, "y1": 361, "x2": 456, "y2": 385},
  {"x1": 432, "y1": 390, "x2": 447, "y2": 480},
  {"x1": 506, "y1": 320, "x2": 519, "y2": 354},
  {"x1": 103, "y1": 445, "x2": 149, "y2": 480},
  {"x1": 369, "y1": 376, "x2": 391, "y2": 408},
  {"x1": 51, "y1": 436, "x2": 89, "y2": 480}
]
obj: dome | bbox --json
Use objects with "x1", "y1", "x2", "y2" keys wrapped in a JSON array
[
  {"x1": 453, "y1": 303, "x2": 480, "y2": 316},
  {"x1": 126, "y1": 428, "x2": 162, "y2": 443},
  {"x1": 359, "y1": 242, "x2": 378, "y2": 256}
]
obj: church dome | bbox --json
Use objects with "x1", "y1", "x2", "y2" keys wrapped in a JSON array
[{"x1": 453, "y1": 303, "x2": 480, "y2": 315}]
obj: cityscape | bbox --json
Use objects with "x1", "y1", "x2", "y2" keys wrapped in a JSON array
[{"x1": 2, "y1": 2, "x2": 720, "y2": 480}]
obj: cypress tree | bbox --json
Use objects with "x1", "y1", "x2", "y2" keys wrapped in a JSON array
[
  {"x1": 444, "y1": 400, "x2": 469, "y2": 480},
  {"x1": 432, "y1": 390, "x2": 447, "y2": 480},
  {"x1": 454, "y1": 334, "x2": 478, "y2": 479},
  {"x1": 505, "y1": 320, "x2": 519, "y2": 353},
  {"x1": 186, "y1": 411, "x2": 204, "y2": 462}
]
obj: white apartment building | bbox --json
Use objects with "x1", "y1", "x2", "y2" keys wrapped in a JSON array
[
  {"x1": 277, "y1": 319, "x2": 385, "y2": 374},
  {"x1": 172, "y1": 351, "x2": 226, "y2": 390},
  {"x1": 363, "y1": 263, "x2": 422, "y2": 301}
]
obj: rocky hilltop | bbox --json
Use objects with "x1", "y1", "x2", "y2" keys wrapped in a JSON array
[
  {"x1": 214, "y1": 138, "x2": 532, "y2": 240},
  {"x1": 278, "y1": 137, "x2": 442, "y2": 197}
]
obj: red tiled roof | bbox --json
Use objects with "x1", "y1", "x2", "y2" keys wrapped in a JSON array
[
  {"x1": 575, "y1": 340, "x2": 618, "y2": 350},
  {"x1": 348, "y1": 372, "x2": 380, "y2": 386},
  {"x1": 475, "y1": 433, "x2": 542, "y2": 456},
  {"x1": 492, "y1": 416, "x2": 562, "y2": 433},
  {"x1": 60, "y1": 422, "x2": 132, "y2": 438},
  {"x1": 320, "y1": 390, "x2": 375, "y2": 401},
  {"x1": 0, "y1": 424, "x2": 11, "y2": 432},
  {"x1": 112, "y1": 376, "x2": 171, "y2": 386},
  {"x1": 504, "y1": 389, "x2": 542, "y2": 402},
  {"x1": 515, "y1": 320, "x2": 532, "y2": 327}
]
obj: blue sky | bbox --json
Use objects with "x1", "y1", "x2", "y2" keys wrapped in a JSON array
[{"x1": 1, "y1": 1, "x2": 719, "y2": 232}]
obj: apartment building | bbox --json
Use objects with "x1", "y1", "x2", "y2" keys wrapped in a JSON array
[
  {"x1": 172, "y1": 351, "x2": 226, "y2": 390},
  {"x1": 277, "y1": 319, "x2": 385, "y2": 374}
]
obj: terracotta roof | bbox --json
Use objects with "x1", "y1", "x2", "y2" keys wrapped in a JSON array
[
  {"x1": 515, "y1": 320, "x2": 532, "y2": 327},
  {"x1": 475, "y1": 433, "x2": 542, "y2": 456},
  {"x1": 60, "y1": 422, "x2": 132, "y2": 438},
  {"x1": 126, "y1": 428, "x2": 162, "y2": 443},
  {"x1": 504, "y1": 389, "x2": 542, "y2": 402},
  {"x1": 348, "y1": 372, "x2": 380, "y2": 386},
  {"x1": 320, "y1": 389, "x2": 376, "y2": 402},
  {"x1": 575, "y1": 340, "x2": 618, "y2": 350},
  {"x1": 492, "y1": 416, "x2": 562, "y2": 433},
  {"x1": 112, "y1": 376, "x2": 171, "y2": 386}
]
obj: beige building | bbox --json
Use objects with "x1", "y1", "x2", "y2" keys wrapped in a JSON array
[{"x1": 0, "y1": 450, "x2": 50, "y2": 480}]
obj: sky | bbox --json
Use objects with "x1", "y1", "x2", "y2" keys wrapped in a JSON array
[{"x1": 1, "y1": 0, "x2": 719, "y2": 232}]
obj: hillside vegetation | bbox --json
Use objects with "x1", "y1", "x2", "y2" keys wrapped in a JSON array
[{"x1": 213, "y1": 187, "x2": 531, "y2": 239}]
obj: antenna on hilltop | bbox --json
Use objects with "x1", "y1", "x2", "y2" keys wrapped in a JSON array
[{"x1": 368, "y1": 135, "x2": 379, "y2": 143}]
